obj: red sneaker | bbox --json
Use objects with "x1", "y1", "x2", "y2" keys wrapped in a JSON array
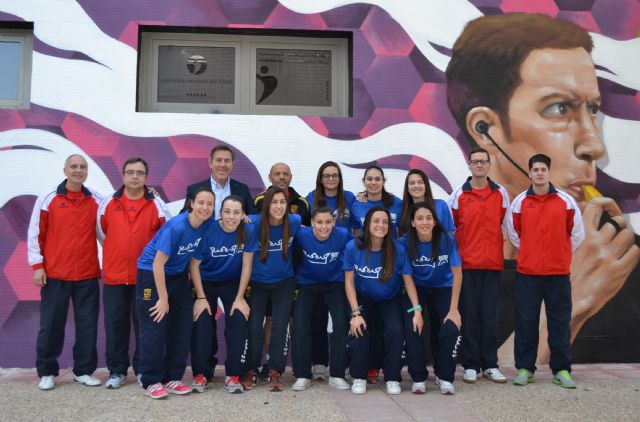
[
  {"x1": 145, "y1": 383, "x2": 169, "y2": 399},
  {"x1": 367, "y1": 369, "x2": 379, "y2": 384},
  {"x1": 241, "y1": 370, "x2": 257, "y2": 390},
  {"x1": 224, "y1": 376, "x2": 244, "y2": 394},
  {"x1": 192, "y1": 374, "x2": 208, "y2": 393},
  {"x1": 163, "y1": 380, "x2": 193, "y2": 395},
  {"x1": 267, "y1": 369, "x2": 283, "y2": 392}
]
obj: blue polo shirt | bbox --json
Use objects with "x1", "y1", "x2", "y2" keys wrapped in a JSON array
[
  {"x1": 250, "y1": 213, "x2": 302, "y2": 284},
  {"x1": 137, "y1": 212, "x2": 210, "y2": 276},
  {"x1": 350, "y1": 195, "x2": 403, "y2": 235},
  {"x1": 305, "y1": 190, "x2": 359, "y2": 229},
  {"x1": 295, "y1": 226, "x2": 353, "y2": 285},
  {"x1": 195, "y1": 221, "x2": 258, "y2": 281},
  {"x1": 399, "y1": 232, "x2": 461, "y2": 288},
  {"x1": 343, "y1": 239, "x2": 411, "y2": 302}
]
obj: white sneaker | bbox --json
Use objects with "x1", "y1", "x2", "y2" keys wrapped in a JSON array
[
  {"x1": 386, "y1": 381, "x2": 401, "y2": 395},
  {"x1": 292, "y1": 378, "x2": 311, "y2": 391},
  {"x1": 136, "y1": 374, "x2": 143, "y2": 387},
  {"x1": 351, "y1": 378, "x2": 367, "y2": 394},
  {"x1": 328, "y1": 377, "x2": 350, "y2": 390},
  {"x1": 74, "y1": 374, "x2": 101, "y2": 386},
  {"x1": 38, "y1": 375, "x2": 55, "y2": 390},
  {"x1": 483, "y1": 368, "x2": 507, "y2": 383},
  {"x1": 435, "y1": 377, "x2": 455, "y2": 395},
  {"x1": 105, "y1": 374, "x2": 127, "y2": 389},
  {"x1": 463, "y1": 369, "x2": 477, "y2": 384},
  {"x1": 312, "y1": 364, "x2": 327, "y2": 380},
  {"x1": 411, "y1": 381, "x2": 426, "y2": 394}
]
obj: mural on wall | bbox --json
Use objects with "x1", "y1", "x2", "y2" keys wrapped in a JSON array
[{"x1": 0, "y1": 0, "x2": 638, "y2": 367}]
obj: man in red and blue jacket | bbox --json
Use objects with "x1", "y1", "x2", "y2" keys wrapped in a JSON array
[{"x1": 507, "y1": 154, "x2": 584, "y2": 389}]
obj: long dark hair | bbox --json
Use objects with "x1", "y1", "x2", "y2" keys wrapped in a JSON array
[
  {"x1": 220, "y1": 195, "x2": 246, "y2": 248},
  {"x1": 356, "y1": 206, "x2": 395, "y2": 282},
  {"x1": 399, "y1": 169, "x2": 435, "y2": 237},
  {"x1": 363, "y1": 165, "x2": 394, "y2": 208},
  {"x1": 406, "y1": 202, "x2": 451, "y2": 262},
  {"x1": 187, "y1": 187, "x2": 215, "y2": 214},
  {"x1": 312, "y1": 161, "x2": 347, "y2": 220},
  {"x1": 259, "y1": 187, "x2": 290, "y2": 263}
]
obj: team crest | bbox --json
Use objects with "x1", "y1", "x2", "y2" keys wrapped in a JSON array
[
  {"x1": 290, "y1": 205, "x2": 298, "y2": 214},
  {"x1": 143, "y1": 288, "x2": 152, "y2": 300}
]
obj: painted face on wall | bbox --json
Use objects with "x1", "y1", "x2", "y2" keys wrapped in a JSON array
[{"x1": 490, "y1": 47, "x2": 605, "y2": 209}]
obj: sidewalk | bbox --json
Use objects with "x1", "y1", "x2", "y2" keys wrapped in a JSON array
[{"x1": 1, "y1": 364, "x2": 639, "y2": 421}]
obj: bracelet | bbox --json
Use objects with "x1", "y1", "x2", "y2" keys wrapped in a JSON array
[
  {"x1": 351, "y1": 306, "x2": 361, "y2": 313},
  {"x1": 196, "y1": 297, "x2": 207, "y2": 300},
  {"x1": 406, "y1": 304, "x2": 423, "y2": 314}
]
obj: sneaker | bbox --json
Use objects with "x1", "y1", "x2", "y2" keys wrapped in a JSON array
[
  {"x1": 435, "y1": 377, "x2": 455, "y2": 395},
  {"x1": 163, "y1": 380, "x2": 192, "y2": 395},
  {"x1": 38, "y1": 375, "x2": 55, "y2": 391},
  {"x1": 483, "y1": 368, "x2": 507, "y2": 383},
  {"x1": 386, "y1": 381, "x2": 401, "y2": 395},
  {"x1": 292, "y1": 378, "x2": 311, "y2": 391},
  {"x1": 552, "y1": 370, "x2": 577, "y2": 389},
  {"x1": 312, "y1": 364, "x2": 327, "y2": 381},
  {"x1": 224, "y1": 376, "x2": 244, "y2": 394},
  {"x1": 241, "y1": 370, "x2": 257, "y2": 390},
  {"x1": 136, "y1": 374, "x2": 143, "y2": 387},
  {"x1": 411, "y1": 381, "x2": 426, "y2": 394},
  {"x1": 192, "y1": 374, "x2": 208, "y2": 393},
  {"x1": 259, "y1": 362, "x2": 270, "y2": 381},
  {"x1": 513, "y1": 369, "x2": 535, "y2": 386},
  {"x1": 367, "y1": 369, "x2": 379, "y2": 384},
  {"x1": 105, "y1": 374, "x2": 127, "y2": 389},
  {"x1": 328, "y1": 377, "x2": 350, "y2": 390},
  {"x1": 351, "y1": 378, "x2": 367, "y2": 394},
  {"x1": 267, "y1": 369, "x2": 283, "y2": 392},
  {"x1": 74, "y1": 374, "x2": 101, "y2": 386},
  {"x1": 145, "y1": 383, "x2": 169, "y2": 399},
  {"x1": 463, "y1": 369, "x2": 477, "y2": 384}
]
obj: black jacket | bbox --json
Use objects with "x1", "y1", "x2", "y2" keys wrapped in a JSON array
[{"x1": 181, "y1": 177, "x2": 255, "y2": 214}]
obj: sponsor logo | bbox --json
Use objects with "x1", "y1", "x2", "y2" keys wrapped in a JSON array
[
  {"x1": 354, "y1": 264, "x2": 382, "y2": 279},
  {"x1": 143, "y1": 288, "x2": 152, "y2": 300},
  {"x1": 177, "y1": 238, "x2": 202, "y2": 255},
  {"x1": 303, "y1": 250, "x2": 339, "y2": 265},
  {"x1": 413, "y1": 254, "x2": 449, "y2": 267}
]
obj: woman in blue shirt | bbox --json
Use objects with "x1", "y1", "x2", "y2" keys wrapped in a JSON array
[
  {"x1": 189, "y1": 195, "x2": 257, "y2": 394},
  {"x1": 350, "y1": 166, "x2": 403, "y2": 237},
  {"x1": 398, "y1": 169, "x2": 455, "y2": 237},
  {"x1": 344, "y1": 206, "x2": 423, "y2": 395},
  {"x1": 242, "y1": 187, "x2": 302, "y2": 392},
  {"x1": 136, "y1": 187, "x2": 214, "y2": 399},
  {"x1": 292, "y1": 205, "x2": 353, "y2": 391},
  {"x1": 400, "y1": 202, "x2": 462, "y2": 395}
]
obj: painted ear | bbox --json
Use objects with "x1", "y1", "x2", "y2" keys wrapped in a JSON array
[{"x1": 465, "y1": 107, "x2": 506, "y2": 153}]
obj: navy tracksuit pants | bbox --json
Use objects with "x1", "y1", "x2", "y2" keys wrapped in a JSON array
[
  {"x1": 514, "y1": 273, "x2": 572, "y2": 374},
  {"x1": 293, "y1": 282, "x2": 349, "y2": 379},
  {"x1": 403, "y1": 286, "x2": 461, "y2": 383},
  {"x1": 460, "y1": 269, "x2": 501, "y2": 372},
  {"x1": 137, "y1": 270, "x2": 192, "y2": 388},
  {"x1": 103, "y1": 284, "x2": 140, "y2": 376},
  {"x1": 36, "y1": 278, "x2": 99, "y2": 377},
  {"x1": 191, "y1": 280, "x2": 248, "y2": 379},
  {"x1": 311, "y1": 297, "x2": 330, "y2": 366},
  {"x1": 246, "y1": 277, "x2": 297, "y2": 374},
  {"x1": 349, "y1": 293, "x2": 404, "y2": 382}
]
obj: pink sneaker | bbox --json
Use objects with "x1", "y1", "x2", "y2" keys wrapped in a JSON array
[
  {"x1": 192, "y1": 374, "x2": 208, "y2": 393},
  {"x1": 163, "y1": 380, "x2": 193, "y2": 395},
  {"x1": 145, "y1": 383, "x2": 169, "y2": 399}
]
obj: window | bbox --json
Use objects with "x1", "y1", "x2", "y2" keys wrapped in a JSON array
[
  {"x1": 0, "y1": 24, "x2": 33, "y2": 109},
  {"x1": 137, "y1": 27, "x2": 351, "y2": 117}
]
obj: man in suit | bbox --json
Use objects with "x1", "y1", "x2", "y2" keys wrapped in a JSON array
[{"x1": 181, "y1": 145, "x2": 255, "y2": 217}]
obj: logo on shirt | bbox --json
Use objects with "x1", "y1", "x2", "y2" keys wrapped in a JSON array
[
  {"x1": 413, "y1": 255, "x2": 449, "y2": 267},
  {"x1": 209, "y1": 244, "x2": 244, "y2": 258},
  {"x1": 354, "y1": 264, "x2": 382, "y2": 279},
  {"x1": 177, "y1": 238, "x2": 202, "y2": 255},
  {"x1": 260, "y1": 236, "x2": 294, "y2": 252},
  {"x1": 303, "y1": 250, "x2": 339, "y2": 265},
  {"x1": 143, "y1": 288, "x2": 152, "y2": 300},
  {"x1": 59, "y1": 202, "x2": 69, "y2": 208}
]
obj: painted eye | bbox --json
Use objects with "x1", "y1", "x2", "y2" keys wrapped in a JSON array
[{"x1": 542, "y1": 102, "x2": 570, "y2": 116}]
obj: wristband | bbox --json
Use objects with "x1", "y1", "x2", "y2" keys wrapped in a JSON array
[
  {"x1": 406, "y1": 304, "x2": 423, "y2": 313},
  {"x1": 196, "y1": 297, "x2": 207, "y2": 300},
  {"x1": 351, "y1": 306, "x2": 361, "y2": 313}
]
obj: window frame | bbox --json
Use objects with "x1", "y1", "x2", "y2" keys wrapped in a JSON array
[{"x1": 0, "y1": 28, "x2": 33, "y2": 109}]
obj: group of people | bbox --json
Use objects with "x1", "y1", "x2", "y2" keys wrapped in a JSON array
[{"x1": 28, "y1": 141, "x2": 583, "y2": 399}]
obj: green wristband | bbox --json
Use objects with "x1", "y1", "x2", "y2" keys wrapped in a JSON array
[{"x1": 406, "y1": 304, "x2": 423, "y2": 313}]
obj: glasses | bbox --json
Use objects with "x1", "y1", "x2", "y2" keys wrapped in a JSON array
[
  {"x1": 469, "y1": 160, "x2": 490, "y2": 165},
  {"x1": 124, "y1": 170, "x2": 147, "y2": 176},
  {"x1": 322, "y1": 173, "x2": 340, "y2": 180}
]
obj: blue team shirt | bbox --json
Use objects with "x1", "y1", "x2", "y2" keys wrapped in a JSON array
[
  {"x1": 137, "y1": 212, "x2": 209, "y2": 276},
  {"x1": 399, "y1": 232, "x2": 461, "y2": 288},
  {"x1": 434, "y1": 199, "x2": 456, "y2": 232},
  {"x1": 343, "y1": 239, "x2": 412, "y2": 302},
  {"x1": 250, "y1": 213, "x2": 302, "y2": 284},
  {"x1": 305, "y1": 190, "x2": 359, "y2": 229},
  {"x1": 295, "y1": 226, "x2": 353, "y2": 285},
  {"x1": 195, "y1": 221, "x2": 258, "y2": 281},
  {"x1": 350, "y1": 194, "x2": 404, "y2": 235}
]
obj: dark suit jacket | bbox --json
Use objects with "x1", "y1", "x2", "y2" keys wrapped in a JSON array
[{"x1": 181, "y1": 177, "x2": 256, "y2": 214}]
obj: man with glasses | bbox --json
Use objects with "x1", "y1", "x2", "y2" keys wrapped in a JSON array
[
  {"x1": 98, "y1": 157, "x2": 172, "y2": 389},
  {"x1": 449, "y1": 147, "x2": 510, "y2": 384}
]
